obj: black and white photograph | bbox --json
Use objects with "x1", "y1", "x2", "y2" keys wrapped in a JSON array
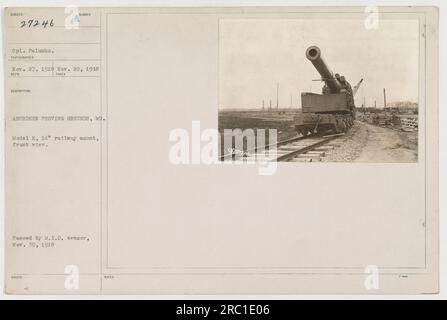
[
  {"x1": 219, "y1": 18, "x2": 419, "y2": 162},
  {"x1": 0, "y1": 3, "x2": 442, "y2": 301}
]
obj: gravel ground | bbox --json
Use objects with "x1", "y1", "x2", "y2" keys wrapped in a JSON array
[
  {"x1": 322, "y1": 121, "x2": 418, "y2": 162},
  {"x1": 321, "y1": 121, "x2": 369, "y2": 162}
]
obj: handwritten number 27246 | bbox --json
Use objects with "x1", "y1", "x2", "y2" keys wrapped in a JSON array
[{"x1": 20, "y1": 19, "x2": 54, "y2": 28}]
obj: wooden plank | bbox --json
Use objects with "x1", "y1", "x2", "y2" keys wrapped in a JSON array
[
  {"x1": 314, "y1": 146, "x2": 334, "y2": 151},
  {"x1": 307, "y1": 151, "x2": 325, "y2": 156},
  {"x1": 278, "y1": 146, "x2": 304, "y2": 151},
  {"x1": 297, "y1": 154, "x2": 321, "y2": 160},
  {"x1": 288, "y1": 158, "x2": 312, "y2": 162}
]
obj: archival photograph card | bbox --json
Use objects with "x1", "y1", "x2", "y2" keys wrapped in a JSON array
[{"x1": 3, "y1": 6, "x2": 438, "y2": 294}]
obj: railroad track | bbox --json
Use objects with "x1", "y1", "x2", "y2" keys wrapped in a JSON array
[{"x1": 220, "y1": 133, "x2": 345, "y2": 162}]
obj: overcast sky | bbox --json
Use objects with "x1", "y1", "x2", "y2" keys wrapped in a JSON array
[{"x1": 219, "y1": 18, "x2": 419, "y2": 109}]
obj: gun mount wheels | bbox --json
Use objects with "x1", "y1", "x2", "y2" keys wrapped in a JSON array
[{"x1": 295, "y1": 113, "x2": 354, "y2": 135}]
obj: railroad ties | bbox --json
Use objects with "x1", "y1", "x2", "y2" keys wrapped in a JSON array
[
  {"x1": 279, "y1": 139, "x2": 333, "y2": 162},
  {"x1": 275, "y1": 134, "x2": 344, "y2": 162},
  {"x1": 222, "y1": 133, "x2": 345, "y2": 163}
]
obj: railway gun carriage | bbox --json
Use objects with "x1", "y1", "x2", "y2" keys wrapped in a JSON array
[{"x1": 295, "y1": 46, "x2": 363, "y2": 135}]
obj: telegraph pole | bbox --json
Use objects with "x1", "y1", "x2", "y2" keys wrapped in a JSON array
[
  {"x1": 363, "y1": 96, "x2": 366, "y2": 115},
  {"x1": 276, "y1": 83, "x2": 279, "y2": 110},
  {"x1": 383, "y1": 88, "x2": 387, "y2": 109}
]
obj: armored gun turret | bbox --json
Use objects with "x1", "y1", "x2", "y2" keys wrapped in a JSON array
[{"x1": 294, "y1": 46, "x2": 363, "y2": 135}]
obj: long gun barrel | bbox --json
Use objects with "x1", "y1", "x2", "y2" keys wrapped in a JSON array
[{"x1": 306, "y1": 46, "x2": 342, "y2": 93}]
